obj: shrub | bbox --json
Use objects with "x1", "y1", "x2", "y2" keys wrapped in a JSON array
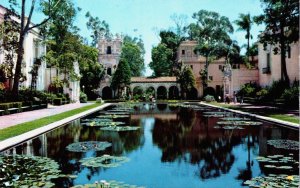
[
  {"x1": 239, "y1": 83, "x2": 260, "y2": 97},
  {"x1": 204, "y1": 95, "x2": 215, "y2": 102},
  {"x1": 53, "y1": 98, "x2": 62, "y2": 105},
  {"x1": 80, "y1": 92, "x2": 88, "y2": 103},
  {"x1": 282, "y1": 86, "x2": 299, "y2": 107},
  {"x1": 267, "y1": 80, "x2": 287, "y2": 100},
  {"x1": 256, "y1": 88, "x2": 269, "y2": 100}
]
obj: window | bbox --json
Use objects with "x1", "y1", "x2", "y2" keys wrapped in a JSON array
[
  {"x1": 107, "y1": 67, "x2": 112, "y2": 75},
  {"x1": 107, "y1": 46, "x2": 112, "y2": 54},
  {"x1": 287, "y1": 46, "x2": 291, "y2": 58},
  {"x1": 190, "y1": 65, "x2": 193, "y2": 69},
  {"x1": 219, "y1": 65, "x2": 223, "y2": 70},
  {"x1": 267, "y1": 53, "x2": 270, "y2": 68},
  {"x1": 209, "y1": 76, "x2": 213, "y2": 81},
  {"x1": 182, "y1": 50, "x2": 185, "y2": 55}
]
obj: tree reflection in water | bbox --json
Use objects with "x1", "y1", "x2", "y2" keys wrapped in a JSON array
[{"x1": 152, "y1": 107, "x2": 245, "y2": 180}]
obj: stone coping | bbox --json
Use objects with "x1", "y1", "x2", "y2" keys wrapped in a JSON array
[
  {"x1": 0, "y1": 103, "x2": 112, "y2": 152},
  {"x1": 200, "y1": 102, "x2": 299, "y2": 129}
]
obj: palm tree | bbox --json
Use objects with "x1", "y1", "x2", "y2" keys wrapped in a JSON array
[{"x1": 234, "y1": 13, "x2": 252, "y2": 63}]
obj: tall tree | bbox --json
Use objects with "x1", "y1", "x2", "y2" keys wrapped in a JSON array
[
  {"x1": 80, "y1": 45, "x2": 105, "y2": 99},
  {"x1": 111, "y1": 59, "x2": 131, "y2": 98},
  {"x1": 7, "y1": 0, "x2": 62, "y2": 95},
  {"x1": 85, "y1": 11, "x2": 110, "y2": 47},
  {"x1": 149, "y1": 43, "x2": 173, "y2": 77},
  {"x1": 121, "y1": 36, "x2": 145, "y2": 76},
  {"x1": 42, "y1": 0, "x2": 81, "y2": 86},
  {"x1": 255, "y1": 0, "x2": 299, "y2": 84},
  {"x1": 234, "y1": 13, "x2": 253, "y2": 63},
  {"x1": 187, "y1": 10, "x2": 234, "y2": 90},
  {"x1": 176, "y1": 63, "x2": 196, "y2": 99}
]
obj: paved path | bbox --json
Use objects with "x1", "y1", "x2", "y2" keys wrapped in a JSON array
[{"x1": 0, "y1": 102, "x2": 93, "y2": 130}]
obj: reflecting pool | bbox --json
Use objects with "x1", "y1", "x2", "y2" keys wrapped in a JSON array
[{"x1": 1, "y1": 103, "x2": 299, "y2": 188}]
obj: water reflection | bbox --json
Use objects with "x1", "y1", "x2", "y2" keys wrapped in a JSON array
[{"x1": 1, "y1": 103, "x2": 298, "y2": 188}]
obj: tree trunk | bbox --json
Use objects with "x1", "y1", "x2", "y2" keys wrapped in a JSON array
[
  {"x1": 280, "y1": 23, "x2": 290, "y2": 85},
  {"x1": 12, "y1": 33, "x2": 25, "y2": 96}
]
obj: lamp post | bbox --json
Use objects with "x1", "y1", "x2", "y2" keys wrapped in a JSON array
[{"x1": 82, "y1": 85, "x2": 85, "y2": 93}]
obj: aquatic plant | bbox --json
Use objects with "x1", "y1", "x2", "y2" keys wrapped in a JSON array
[
  {"x1": 267, "y1": 139, "x2": 299, "y2": 150},
  {"x1": 104, "y1": 112, "x2": 130, "y2": 115},
  {"x1": 100, "y1": 126, "x2": 140, "y2": 132},
  {"x1": 0, "y1": 155, "x2": 74, "y2": 187},
  {"x1": 220, "y1": 117, "x2": 251, "y2": 121},
  {"x1": 216, "y1": 121, "x2": 262, "y2": 126},
  {"x1": 82, "y1": 118, "x2": 113, "y2": 122},
  {"x1": 255, "y1": 154, "x2": 298, "y2": 170},
  {"x1": 71, "y1": 179, "x2": 145, "y2": 188},
  {"x1": 243, "y1": 174, "x2": 299, "y2": 188},
  {"x1": 214, "y1": 125, "x2": 245, "y2": 130},
  {"x1": 66, "y1": 141, "x2": 112, "y2": 152},
  {"x1": 97, "y1": 114, "x2": 130, "y2": 119},
  {"x1": 81, "y1": 121, "x2": 125, "y2": 127},
  {"x1": 80, "y1": 155, "x2": 129, "y2": 168}
]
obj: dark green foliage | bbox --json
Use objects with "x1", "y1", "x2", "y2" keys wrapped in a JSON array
[
  {"x1": 149, "y1": 43, "x2": 173, "y2": 76},
  {"x1": 80, "y1": 92, "x2": 88, "y2": 103},
  {"x1": 150, "y1": 30, "x2": 182, "y2": 76},
  {"x1": 53, "y1": 98, "x2": 62, "y2": 105},
  {"x1": 238, "y1": 83, "x2": 261, "y2": 97},
  {"x1": 254, "y1": 0, "x2": 299, "y2": 84},
  {"x1": 177, "y1": 65, "x2": 196, "y2": 98},
  {"x1": 111, "y1": 59, "x2": 131, "y2": 98},
  {"x1": 282, "y1": 85, "x2": 299, "y2": 107},
  {"x1": 85, "y1": 11, "x2": 110, "y2": 47},
  {"x1": 0, "y1": 102, "x2": 22, "y2": 114},
  {"x1": 121, "y1": 36, "x2": 145, "y2": 76}
]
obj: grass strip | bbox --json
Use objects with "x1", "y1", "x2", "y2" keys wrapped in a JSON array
[
  {"x1": 0, "y1": 103, "x2": 102, "y2": 141},
  {"x1": 268, "y1": 114, "x2": 299, "y2": 124}
]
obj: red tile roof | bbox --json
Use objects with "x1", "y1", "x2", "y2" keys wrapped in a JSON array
[{"x1": 131, "y1": 77, "x2": 177, "y2": 83}]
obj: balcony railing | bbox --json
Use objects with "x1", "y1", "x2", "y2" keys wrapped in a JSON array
[{"x1": 262, "y1": 67, "x2": 271, "y2": 74}]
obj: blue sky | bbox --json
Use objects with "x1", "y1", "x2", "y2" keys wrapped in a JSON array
[{"x1": 2, "y1": 0, "x2": 265, "y2": 76}]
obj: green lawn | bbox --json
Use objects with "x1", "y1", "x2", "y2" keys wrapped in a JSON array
[
  {"x1": 205, "y1": 102, "x2": 299, "y2": 124},
  {"x1": 0, "y1": 103, "x2": 102, "y2": 141}
]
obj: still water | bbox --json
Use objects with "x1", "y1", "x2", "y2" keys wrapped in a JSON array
[{"x1": 1, "y1": 103, "x2": 299, "y2": 188}]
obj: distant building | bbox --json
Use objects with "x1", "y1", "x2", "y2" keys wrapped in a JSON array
[
  {"x1": 98, "y1": 34, "x2": 122, "y2": 99},
  {"x1": 177, "y1": 40, "x2": 259, "y2": 99},
  {"x1": 0, "y1": 5, "x2": 80, "y2": 102},
  {"x1": 258, "y1": 42, "x2": 299, "y2": 87},
  {"x1": 0, "y1": 5, "x2": 47, "y2": 91}
]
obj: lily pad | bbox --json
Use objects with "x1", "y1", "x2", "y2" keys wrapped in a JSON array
[
  {"x1": 216, "y1": 121, "x2": 262, "y2": 126},
  {"x1": 71, "y1": 180, "x2": 145, "y2": 188},
  {"x1": 66, "y1": 141, "x2": 112, "y2": 152},
  {"x1": 97, "y1": 115, "x2": 130, "y2": 119},
  {"x1": 267, "y1": 139, "x2": 299, "y2": 150},
  {"x1": 100, "y1": 126, "x2": 140, "y2": 132},
  {"x1": 0, "y1": 155, "x2": 68, "y2": 187},
  {"x1": 220, "y1": 117, "x2": 251, "y2": 121},
  {"x1": 80, "y1": 155, "x2": 130, "y2": 168},
  {"x1": 82, "y1": 121, "x2": 125, "y2": 127},
  {"x1": 244, "y1": 175, "x2": 299, "y2": 188}
]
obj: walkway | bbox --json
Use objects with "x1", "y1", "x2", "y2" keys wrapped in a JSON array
[{"x1": 0, "y1": 102, "x2": 92, "y2": 130}]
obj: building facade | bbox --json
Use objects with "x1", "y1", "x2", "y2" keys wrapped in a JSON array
[
  {"x1": 177, "y1": 40, "x2": 259, "y2": 99},
  {"x1": 0, "y1": 5, "x2": 47, "y2": 91},
  {"x1": 0, "y1": 5, "x2": 80, "y2": 102},
  {"x1": 258, "y1": 42, "x2": 299, "y2": 87},
  {"x1": 98, "y1": 34, "x2": 122, "y2": 99}
]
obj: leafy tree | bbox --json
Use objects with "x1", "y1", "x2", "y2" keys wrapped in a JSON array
[
  {"x1": 85, "y1": 11, "x2": 110, "y2": 47},
  {"x1": 149, "y1": 43, "x2": 173, "y2": 77},
  {"x1": 254, "y1": 0, "x2": 299, "y2": 84},
  {"x1": 42, "y1": 0, "x2": 82, "y2": 87},
  {"x1": 111, "y1": 59, "x2": 131, "y2": 98},
  {"x1": 187, "y1": 10, "x2": 234, "y2": 90},
  {"x1": 121, "y1": 36, "x2": 145, "y2": 76},
  {"x1": 79, "y1": 45, "x2": 105, "y2": 99},
  {"x1": 234, "y1": 13, "x2": 253, "y2": 63},
  {"x1": 6, "y1": 0, "x2": 63, "y2": 95},
  {"x1": 177, "y1": 63, "x2": 196, "y2": 99}
]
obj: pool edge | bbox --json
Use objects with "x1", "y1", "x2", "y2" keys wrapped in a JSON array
[{"x1": 0, "y1": 103, "x2": 112, "y2": 152}]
